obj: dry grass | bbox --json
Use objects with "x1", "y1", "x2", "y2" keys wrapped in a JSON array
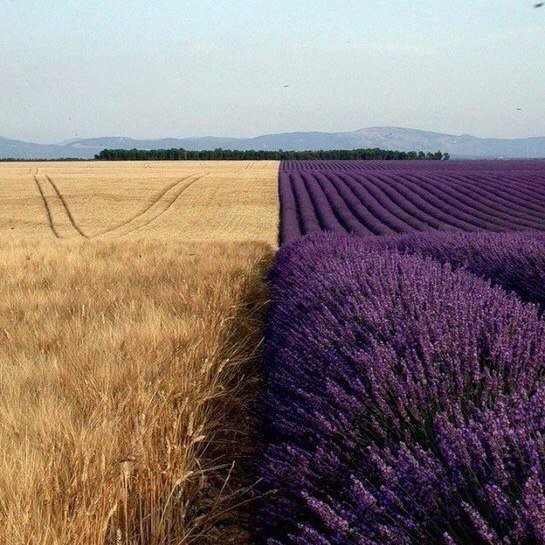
[
  {"x1": 0, "y1": 161, "x2": 279, "y2": 244},
  {"x1": 0, "y1": 238, "x2": 273, "y2": 545}
]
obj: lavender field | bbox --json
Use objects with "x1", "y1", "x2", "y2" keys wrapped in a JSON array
[
  {"x1": 259, "y1": 160, "x2": 545, "y2": 545},
  {"x1": 279, "y1": 160, "x2": 545, "y2": 243}
]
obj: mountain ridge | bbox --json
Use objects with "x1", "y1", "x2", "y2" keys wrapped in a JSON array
[{"x1": 2, "y1": 127, "x2": 545, "y2": 159}]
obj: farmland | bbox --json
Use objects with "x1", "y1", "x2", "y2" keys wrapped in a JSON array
[
  {"x1": 2, "y1": 157, "x2": 545, "y2": 545},
  {"x1": 0, "y1": 161, "x2": 277, "y2": 545},
  {"x1": 280, "y1": 159, "x2": 545, "y2": 242},
  {"x1": 261, "y1": 160, "x2": 545, "y2": 545},
  {"x1": 0, "y1": 161, "x2": 278, "y2": 243},
  {"x1": 259, "y1": 231, "x2": 545, "y2": 545}
]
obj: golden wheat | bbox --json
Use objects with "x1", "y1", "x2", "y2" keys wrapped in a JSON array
[
  {"x1": 0, "y1": 161, "x2": 279, "y2": 244},
  {"x1": 0, "y1": 160, "x2": 279, "y2": 543},
  {"x1": 0, "y1": 238, "x2": 272, "y2": 544}
]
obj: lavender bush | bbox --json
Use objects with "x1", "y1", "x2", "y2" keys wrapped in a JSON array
[
  {"x1": 362, "y1": 229, "x2": 545, "y2": 312},
  {"x1": 258, "y1": 234, "x2": 545, "y2": 545}
]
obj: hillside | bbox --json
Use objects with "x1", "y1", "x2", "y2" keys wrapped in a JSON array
[{"x1": 2, "y1": 127, "x2": 545, "y2": 159}]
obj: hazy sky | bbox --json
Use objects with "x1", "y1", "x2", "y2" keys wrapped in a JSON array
[{"x1": 0, "y1": 0, "x2": 544, "y2": 142}]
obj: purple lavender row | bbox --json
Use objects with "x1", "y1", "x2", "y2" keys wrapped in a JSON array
[
  {"x1": 364, "y1": 229, "x2": 545, "y2": 312},
  {"x1": 436, "y1": 172, "x2": 545, "y2": 223},
  {"x1": 279, "y1": 161, "x2": 545, "y2": 243},
  {"x1": 258, "y1": 232, "x2": 545, "y2": 545},
  {"x1": 280, "y1": 159, "x2": 545, "y2": 174},
  {"x1": 394, "y1": 172, "x2": 545, "y2": 230}
]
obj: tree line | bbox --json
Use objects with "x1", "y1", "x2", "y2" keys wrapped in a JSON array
[{"x1": 95, "y1": 148, "x2": 449, "y2": 161}]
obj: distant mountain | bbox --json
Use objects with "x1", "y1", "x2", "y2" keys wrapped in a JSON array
[
  {"x1": 2, "y1": 127, "x2": 545, "y2": 159},
  {"x1": 0, "y1": 136, "x2": 74, "y2": 160}
]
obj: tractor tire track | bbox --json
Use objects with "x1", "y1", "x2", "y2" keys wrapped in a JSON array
[
  {"x1": 94, "y1": 175, "x2": 194, "y2": 237},
  {"x1": 45, "y1": 176, "x2": 88, "y2": 238},
  {"x1": 97, "y1": 173, "x2": 206, "y2": 238},
  {"x1": 34, "y1": 169, "x2": 217, "y2": 240},
  {"x1": 33, "y1": 174, "x2": 87, "y2": 239},
  {"x1": 34, "y1": 175, "x2": 60, "y2": 238}
]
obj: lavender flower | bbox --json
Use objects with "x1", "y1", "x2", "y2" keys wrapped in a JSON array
[{"x1": 258, "y1": 234, "x2": 545, "y2": 545}]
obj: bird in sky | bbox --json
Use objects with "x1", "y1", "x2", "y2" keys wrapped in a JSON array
[
  {"x1": 517, "y1": 108, "x2": 523, "y2": 111},
  {"x1": 534, "y1": 2, "x2": 544, "y2": 7},
  {"x1": 283, "y1": 84, "x2": 290, "y2": 88}
]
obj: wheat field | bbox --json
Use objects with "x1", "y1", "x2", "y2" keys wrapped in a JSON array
[
  {"x1": 0, "y1": 161, "x2": 279, "y2": 243},
  {"x1": 0, "y1": 161, "x2": 279, "y2": 544}
]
